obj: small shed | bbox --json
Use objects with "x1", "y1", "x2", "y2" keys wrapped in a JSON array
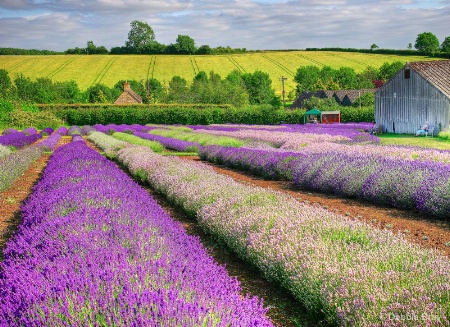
[
  {"x1": 304, "y1": 108, "x2": 322, "y2": 123},
  {"x1": 321, "y1": 110, "x2": 341, "y2": 124},
  {"x1": 114, "y1": 81, "x2": 143, "y2": 105}
]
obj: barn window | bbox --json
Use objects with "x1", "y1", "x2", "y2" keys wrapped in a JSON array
[{"x1": 404, "y1": 68, "x2": 410, "y2": 79}]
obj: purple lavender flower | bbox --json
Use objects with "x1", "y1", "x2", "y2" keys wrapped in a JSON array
[
  {"x1": 134, "y1": 131, "x2": 200, "y2": 152},
  {"x1": 0, "y1": 141, "x2": 273, "y2": 326},
  {"x1": 55, "y1": 126, "x2": 67, "y2": 135},
  {"x1": 37, "y1": 133, "x2": 61, "y2": 151},
  {"x1": 0, "y1": 132, "x2": 43, "y2": 149},
  {"x1": 40, "y1": 127, "x2": 54, "y2": 136}
]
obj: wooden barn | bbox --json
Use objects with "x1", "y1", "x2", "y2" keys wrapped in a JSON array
[
  {"x1": 375, "y1": 60, "x2": 450, "y2": 134},
  {"x1": 114, "y1": 82, "x2": 143, "y2": 105}
]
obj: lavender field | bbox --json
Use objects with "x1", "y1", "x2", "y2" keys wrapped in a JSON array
[{"x1": 1, "y1": 123, "x2": 450, "y2": 326}]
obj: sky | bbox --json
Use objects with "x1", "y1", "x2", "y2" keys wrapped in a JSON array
[{"x1": 0, "y1": 0, "x2": 449, "y2": 51}]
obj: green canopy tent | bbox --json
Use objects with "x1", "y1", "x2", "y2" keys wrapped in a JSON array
[{"x1": 304, "y1": 108, "x2": 322, "y2": 124}]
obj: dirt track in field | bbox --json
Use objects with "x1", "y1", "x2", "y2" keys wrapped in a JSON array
[{"x1": 181, "y1": 156, "x2": 450, "y2": 257}]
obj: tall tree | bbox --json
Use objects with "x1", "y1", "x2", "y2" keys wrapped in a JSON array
[
  {"x1": 335, "y1": 67, "x2": 358, "y2": 89},
  {"x1": 294, "y1": 65, "x2": 321, "y2": 94},
  {"x1": 0, "y1": 69, "x2": 12, "y2": 97},
  {"x1": 172, "y1": 34, "x2": 196, "y2": 54},
  {"x1": 377, "y1": 61, "x2": 404, "y2": 81},
  {"x1": 126, "y1": 20, "x2": 156, "y2": 52},
  {"x1": 241, "y1": 70, "x2": 276, "y2": 105},
  {"x1": 414, "y1": 32, "x2": 440, "y2": 53},
  {"x1": 441, "y1": 36, "x2": 450, "y2": 53}
]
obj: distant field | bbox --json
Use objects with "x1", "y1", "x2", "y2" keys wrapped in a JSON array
[{"x1": 0, "y1": 51, "x2": 438, "y2": 95}]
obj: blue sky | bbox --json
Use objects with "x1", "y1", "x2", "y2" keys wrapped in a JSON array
[{"x1": 0, "y1": 0, "x2": 448, "y2": 51}]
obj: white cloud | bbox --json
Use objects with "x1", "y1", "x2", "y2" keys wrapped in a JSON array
[{"x1": 0, "y1": 0, "x2": 448, "y2": 51}]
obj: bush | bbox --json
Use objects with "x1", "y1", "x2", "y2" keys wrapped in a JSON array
[
  {"x1": 47, "y1": 105, "x2": 306, "y2": 125},
  {"x1": 6, "y1": 110, "x2": 64, "y2": 129}
]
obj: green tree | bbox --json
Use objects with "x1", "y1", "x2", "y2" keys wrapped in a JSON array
[
  {"x1": 303, "y1": 96, "x2": 340, "y2": 111},
  {"x1": 14, "y1": 74, "x2": 37, "y2": 102},
  {"x1": 86, "y1": 41, "x2": 96, "y2": 54},
  {"x1": 146, "y1": 78, "x2": 164, "y2": 103},
  {"x1": 86, "y1": 84, "x2": 118, "y2": 103},
  {"x1": 441, "y1": 36, "x2": 450, "y2": 53},
  {"x1": 0, "y1": 69, "x2": 12, "y2": 97},
  {"x1": 294, "y1": 65, "x2": 321, "y2": 94},
  {"x1": 377, "y1": 61, "x2": 404, "y2": 81},
  {"x1": 172, "y1": 34, "x2": 197, "y2": 54},
  {"x1": 226, "y1": 70, "x2": 243, "y2": 85},
  {"x1": 352, "y1": 92, "x2": 374, "y2": 108},
  {"x1": 319, "y1": 66, "x2": 337, "y2": 89},
  {"x1": 241, "y1": 70, "x2": 276, "y2": 105},
  {"x1": 407, "y1": 43, "x2": 413, "y2": 50},
  {"x1": 126, "y1": 20, "x2": 156, "y2": 52},
  {"x1": 196, "y1": 45, "x2": 212, "y2": 55},
  {"x1": 335, "y1": 67, "x2": 358, "y2": 89},
  {"x1": 358, "y1": 66, "x2": 378, "y2": 88},
  {"x1": 167, "y1": 76, "x2": 189, "y2": 102},
  {"x1": 370, "y1": 44, "x2": 379, "y2": 50},
  {"x1": 414, "y1": 32, "x2": 440, "y2": 53}
]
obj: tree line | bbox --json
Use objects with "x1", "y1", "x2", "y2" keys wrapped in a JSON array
[
  {"x1": 0, "y1": 58, "x2": 404, "y2": 108},
  {"x1": 0, "y1": 68, "x2": 278, "y2": 108},
  {"x1": 293, "y1": 61, "x2": 403, "y2": 94}
]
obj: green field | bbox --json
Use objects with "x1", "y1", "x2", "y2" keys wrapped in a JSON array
[{"x1": 0, "y1": 51, "x2": 437, "y2": 95}]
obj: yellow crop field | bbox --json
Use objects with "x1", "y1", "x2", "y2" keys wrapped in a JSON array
[{"x1": 0, "y1": 51, "x2": 438, "y2": 95}]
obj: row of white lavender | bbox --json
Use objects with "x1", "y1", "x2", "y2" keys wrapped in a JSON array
[
  {"x1": 193, "y1": 127, "x2": 450, "y2": 163},
  {"x1": 0, "y1": 137, "x2": 273, "y2": 326},
  {"x1": 88, "y1": 133, "x2": 450, "y2": 326},
  {"x1": 0, "y1": 132, "x2": 61, "y2": 191}
]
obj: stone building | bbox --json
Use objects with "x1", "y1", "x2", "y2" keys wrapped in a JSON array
[{"x1": 114, "y1": 82, "x2": 143, "y2": 104}]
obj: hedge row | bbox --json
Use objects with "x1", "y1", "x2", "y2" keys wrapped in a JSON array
[{"x1": 47, "y1": 105, "x2": 374, "y2": 125}]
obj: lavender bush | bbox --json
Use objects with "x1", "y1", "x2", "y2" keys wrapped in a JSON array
[
  {"x1": 40, "y1": 127, "x2": 54, "y2": 135},
  {"x1": 0, "y1": 144, "x2": 12, "y2": 159},
  {"x1": 134, "y1": 131, "x2": 200, "y2": 152},
  {"x1": 199, "y1": 142, "x2": 450, "y2": 217},
  {"x1": 93, "y1": 124, "x2": 155, "y2": 134},
  {"x1": 0, "y1": 141, "x2": 273, "y2": 326},
  {"x1": 37, "y1": 132, "x2": 61, "y2": 151},
  {"x1": 55, "y1": 126, "x2": 67, "y2": 135},
  {"x1": 1, "y1": 128, "x2": 18, "y2": 135},
  {"x1": 0, "y1": 131, "x2": 43, "y2": 149},
  {"x1": 22, "y1": 127, "x2": 38, "y2": 135},
  {"x1": 67, "y1": 125, "x2": 82, "y2": 136},
  {"x1": 81, "y1": 125, "x2": 96, "y2": 135},
  {"x1": 0, "y1": 145, "x2": 45, "y2": 191},
  {"x1": 115, "y1": 145, "x2": 450, "y2": 326},
  {"x1": 87, "y1": 131, "x2": 129, "y2": 157}
]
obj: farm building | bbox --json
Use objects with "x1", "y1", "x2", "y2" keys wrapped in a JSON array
[
  {"x1": 291, "y1": 89, "x2": 375, "y2": 109},
  {"x1": 114, "y1": 82, "x2": 143, "y2": 105},
  {"x1": 375, "y1": 60, "x2": 450, "y2": 134}
]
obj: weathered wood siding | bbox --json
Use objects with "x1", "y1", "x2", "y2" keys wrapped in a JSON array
[{"x1": 375, "y1": 67, "x2": 450, "y2": 134}]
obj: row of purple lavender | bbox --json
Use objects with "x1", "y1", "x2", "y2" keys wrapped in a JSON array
[
  {"x1": 0, "y1": 139, "x2": 273, "y2": 326},
  {"x1": 106, "y1": 141, "x2": 450, "y2": 326},
  {"x1": 198, "y1": 144, "x2": 450, "y2": 217},
  {"x1": 0, "y1": 131, "x2": 42, "y2": 149}
]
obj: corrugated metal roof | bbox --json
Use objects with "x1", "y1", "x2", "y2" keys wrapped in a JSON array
[{"x1": 409, "y1": 60, "x2": 450, "y2": 98}]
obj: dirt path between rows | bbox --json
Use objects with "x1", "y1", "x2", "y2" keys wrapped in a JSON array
[{"x1": 181, "y1": 156, "x2": 450, "y2": 257}]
